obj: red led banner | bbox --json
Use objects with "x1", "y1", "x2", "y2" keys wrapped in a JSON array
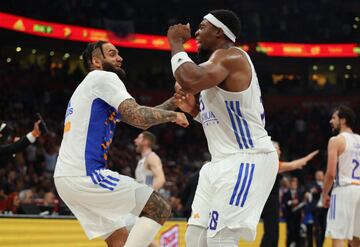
[
  {"x1": 1, "y1": 12, "x2": 359, "y2": 57},
  {"x1": 0, "y1": 12, "x2": 197, "y2": 52},
  {"x1": 257, "y1": 42, "x2": 359, "y2": 57}
]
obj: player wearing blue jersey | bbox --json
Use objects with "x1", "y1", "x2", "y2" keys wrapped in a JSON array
[
  {"x1": 167, "y1": 9, "x2": 278, "y2": 246},
  {"x1": 54, "y1": 41, "x2": 188, "y2": 247}
]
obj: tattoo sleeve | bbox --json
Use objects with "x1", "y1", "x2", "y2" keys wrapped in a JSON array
[
  {"x1": 154, "y1": 96, "x2": 178, "y2": 111},
  {"x1": 118, "y1": 98, "x2": 177, "y2": 130},
  {"x1": 140, "y1": 191, "x2": 171, "y2": 225}
]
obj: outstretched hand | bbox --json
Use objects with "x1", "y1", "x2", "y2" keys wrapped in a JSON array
[
  {"x1": 167, "y1": 23, "x2": 191, "y2": 45},
  {"x1": 174, "y1": 82, "x2": 196, "y2": 113},
  {"x1": 304, "y1": 150, "x2": 319, "y2": 162}
]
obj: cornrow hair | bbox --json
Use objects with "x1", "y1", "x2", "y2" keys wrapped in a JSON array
[
  {"x1": 210, "y1": 9, "x2": 241, "y2": 39},
  {"x1": 81, "y1": 40, "x2": 107, "y2": 71}
]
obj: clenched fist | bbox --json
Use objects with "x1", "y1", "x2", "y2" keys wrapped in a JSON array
[{"x1": 167, "y1": 23, "x2": 192, "y2": 46}]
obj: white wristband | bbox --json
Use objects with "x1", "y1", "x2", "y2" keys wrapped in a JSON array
[
  {"x1": 26, "y1": 132, "x2": 36, "y2": 143},
  {"x1": 171, "y1": 51, "x2": 194, "y2": 74}
]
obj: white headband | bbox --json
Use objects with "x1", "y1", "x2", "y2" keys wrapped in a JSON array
[{"x1": 204, "y1": 13, "x2": 236, "y2": 42}]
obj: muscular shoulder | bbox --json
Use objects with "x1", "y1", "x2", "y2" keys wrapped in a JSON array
[
  {"x1": 330, "y1": 134, "x2": 345, "y2": 144},
  {"x1": 146, "y1": 152, "x2": 161, "y2": 166},
  {"x1": 147, "y1": 152, "x2": 160, "y2": 162},
  {"x1": 328, "y1": 135, "x2": 346, "y2": 152},
  {"x1": 210, "y1": 48, "x2": 249, "y2": 71}
]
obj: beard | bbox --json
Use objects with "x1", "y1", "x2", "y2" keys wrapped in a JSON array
[
  {"x1": 331, "y1": 126, "x2": 340, "y2": 135},
  {"x1": 102, "y1": 61, "x2": 126, "y2": 79},
  {"x1": 197, "y1": 48, "x2": 212, "y2": 64}
]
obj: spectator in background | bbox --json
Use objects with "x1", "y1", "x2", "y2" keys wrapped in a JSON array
[
  {"x1": 309, "y1": 170, "x2": 327, "y2": 247},
  {"x1": 0, "y1": 192, "x2": 20, "y2": 214},
  {"x1": 17, "y1": 188, "x2": 40, "y2": 214},
  {"x1": 282, "y1": 177, "x2": 304, "y2": 247},
  {"x1": 0, "y1": 120, "x2": 41, "y2": 157}
]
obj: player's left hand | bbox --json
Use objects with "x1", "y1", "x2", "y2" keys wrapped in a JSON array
[
  {"x1": 167, "y1": 23, "x2": 191, "y2": 45},
  {"x1": 322, "y1": 193, "x2": 330, "y2": 208}
]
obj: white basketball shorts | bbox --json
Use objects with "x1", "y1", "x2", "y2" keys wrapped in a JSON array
[
  {"x1": 326, "y1": 185, "x2": 360, "y2": 240},
  {"x1": 54, "y1": 168, "x2": 153, "y2": 239},
  {"x1": 188, "y1": 151, "x2": 278, "y2": 241}
]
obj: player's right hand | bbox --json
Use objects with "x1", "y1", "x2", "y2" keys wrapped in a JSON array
[
  {"x1": 174, "y1": 82, "x2": 196, "y2": 113},
  {"x1": 173, "y1": 112, "x2": 189, "y2": 128}
]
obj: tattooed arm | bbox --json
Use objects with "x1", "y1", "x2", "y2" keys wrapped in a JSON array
[
  {"x1": 154, "y1": 96, "x2": 178, "y2": 111},
  {"x1": 118, "y1": 98, "x2": 188, "y2": 130}
]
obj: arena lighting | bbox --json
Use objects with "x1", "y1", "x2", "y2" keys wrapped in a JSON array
[
  {"x1": 1, "y1": 12, "x2": 360, "y2": 57},
  {"x1": 257, "y1": 42, "x2": 359, "y2": 58}
]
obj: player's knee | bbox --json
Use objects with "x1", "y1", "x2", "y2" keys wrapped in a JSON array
[
  {"x1": 185, "y1": 225, "x2": 207, "y2": 247},
  {"x1": 207, "y1": 228, "x2": 240, "y2": 247}
]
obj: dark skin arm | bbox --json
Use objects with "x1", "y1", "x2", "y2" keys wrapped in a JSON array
[
  {"x1": 118, "y1": 98, "x2": 188, "y2": 130},
  {"x1": 167, "y1": 23, "x2": 251, "y2": 94}
]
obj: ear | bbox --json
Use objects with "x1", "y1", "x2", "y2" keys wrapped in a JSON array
[
  {"x1": 340, "y1": 118, "x2": 346, "y2": 126},
  {"x1": 216, "y1": 27, "x2": 225, "y2": 39},
  {"x1": 91, "y1": 56, "x2": 102, "y2": 69}
]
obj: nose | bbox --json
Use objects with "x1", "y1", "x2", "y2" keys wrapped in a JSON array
[
  {"x1": 195, "y1": 29, "x2": 200, "y2": 37},
  {"x1": 117, "y1": 55, "x2": 123, "y2": 62}
]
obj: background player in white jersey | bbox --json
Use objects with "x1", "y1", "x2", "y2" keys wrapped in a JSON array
[
  {"x1": 134, "y1": 131, "x2": 165, "y2": 190},
  {"x1": 54, "y1": 41, "x2": 189, "y2": 247},
  {"x1": 167, "y1": 9, "x2": 278, "y2": 246},
  {"x1": 124, "y1": 131, "x2": 165, "y2": 247},
  {"x1": 322, "y1": 105, "x2": 360, "y2": 247}
]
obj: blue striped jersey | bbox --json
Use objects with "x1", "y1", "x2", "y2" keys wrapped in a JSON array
[{"x1": 195, "y1": 48, "x2": 274, "y2": 161}]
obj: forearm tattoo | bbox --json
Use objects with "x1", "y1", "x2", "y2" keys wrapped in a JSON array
[
  {"x1": 155, "y1": 97, "x2": 178, "y2": 111},
  {"x1": 119, "y1": 99, "x2": 177, "y2": 129},
  {"x1": 140, "y1": 191, "x2": 171, "y2": 225}
]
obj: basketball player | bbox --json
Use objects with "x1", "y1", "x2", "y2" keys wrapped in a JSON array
[
  {"x1": 322, "y1": 105, "x2": 360, "y2": 247},
  {"x1": 124, "y1": 131, "x2": 165, "y2": 247},
  {"x1": 54, "y1": 41, "x2": 189, "y2": 247},
  {"x1": 168, "y1": 9, "x2": 278, "y2": 246},
  {"x1": 134, "y1": 131, "x2": 165, "y2": 191}
]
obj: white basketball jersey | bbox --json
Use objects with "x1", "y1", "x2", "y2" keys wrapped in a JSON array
[
  {"x1": 195, "y1": 48, "x2": 274, "y2": 162},
  {"x1": 135, "y1": 153, "x2": 154, "y2": 186},
  {"x1": 335, "y1": 132, "x2": 360, "y2": 186},
  {"x1": 54, "y1": 70, "x2": 133, "y2": 177}
]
